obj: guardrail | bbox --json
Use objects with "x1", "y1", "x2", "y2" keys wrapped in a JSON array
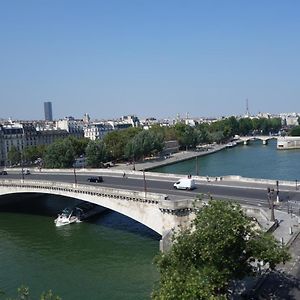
[{"x1": 0, "y1": 179, "x2": 168, "y2": 204}]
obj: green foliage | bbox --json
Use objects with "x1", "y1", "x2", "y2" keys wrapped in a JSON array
[
  {"x1": 8, "y1": 146, "x2": 21, "y2": 165},
  {"x1": 238, "y1": 118, "x2": 253, "y2": 136},
  {"x1": 40, "y1": 290, "x2": 61, "y2": 300},
  {"x1": 85, "y1": 140, "x2": 108, "y2": 167},
  {"x1": 67, "y1": 136, "x2": 89, "y2": 157},
  {"x1": 5, "y1": 285, "x2": 61, "y2": 300},
  {"x1": 124, "y1": 130, "x2": 164, "y2": 160},
  {"x1": 290, "y1": 126, "x2": 300, "y2": 136},
  {"x1": 174, "y1": 123, "x2": 198, "y2": 149},
  {"x1": 23, "y1": 145, "x2": 46, "y2": 163},
  {"x1": 44, "y1": 138, "x2": 76, "y2": 168},
  {"x1": 153, "y1": 200, "x2": 290, "y2": 299},
  {"x1": 103, "y1": 127, "x2": 141, "y2": 160},
  {"x1": 43, "y1": 137, "x2": 89, "y2": 168}
]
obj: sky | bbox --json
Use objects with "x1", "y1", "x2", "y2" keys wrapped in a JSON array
[{"x1": 0, "y1": 0, "x2": 300, "y2": 120}]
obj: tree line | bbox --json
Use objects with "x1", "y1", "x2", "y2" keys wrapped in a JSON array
[{"x1": 7, "y1": 117, "x2": 282, "y2": 168}]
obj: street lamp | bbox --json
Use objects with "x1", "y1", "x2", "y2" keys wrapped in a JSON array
[
  {"x1": 21, "y1": 151, "x2": 24, "y2": 181},
  {"x1": 276, "y1": 180, "x2": 280, "y2": 203},
  {"x1": 195, "y1": 156, "x2": 199, "y2": 176},
  {"x1": 73, "y1": 166, "x2": 77, "y2": 184},
  {"x1": 143, "y1": 169, "x2": 147, "y2": 198},
  {"x1": 267, "y1": 187, "x2": 275, "y2": 222}
]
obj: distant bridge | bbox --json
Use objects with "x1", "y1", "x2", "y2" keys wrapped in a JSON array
[
  {"x1": 238, "y1": 136, "x2": 278, "y2": 145},
  {"x1": 0, "y1": 179, "x2": 200, "y2": 251}
]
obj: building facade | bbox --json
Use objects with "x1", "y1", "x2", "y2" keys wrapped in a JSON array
[
  {"x1": 44, "y1": 102, "x2": 53, "y2": 121},
  {"x1": 0, "y1": 121, "x2": 77, "y2": 166},
  {"x1": 84, "y1": 123, "x2": 114, "y2": 140}
]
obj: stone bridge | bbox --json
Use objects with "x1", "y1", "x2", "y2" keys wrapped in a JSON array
[
  {"x1": 0, "y1": 179, "x2": 201, "y2": 251},
  {"x1": 238, "y1": 135, "x2": 277, "y2": 145}
]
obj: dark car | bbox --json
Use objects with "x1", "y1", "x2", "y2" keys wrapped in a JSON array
[
  {"x1": 0, "y1": 171, "x2": 7, "y2": 175},
  {"x1": 87, "y1": 176, "x2": 103, "y2": 183}
]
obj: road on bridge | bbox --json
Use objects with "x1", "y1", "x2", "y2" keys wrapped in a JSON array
[{"x1": 2, "y1": 170, "x2": 300, "y2": 210}]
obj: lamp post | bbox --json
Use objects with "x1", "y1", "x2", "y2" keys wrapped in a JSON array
[
  {"x1": 21, "y1": 151, "x2": 24, "y2": 181},
  {"x1": 276, "y1": 180, "x2": 280, "y2": 203},
  {"x1": 267, "y1": 187, "x2": 275, "y2": 222},
  {"x1": 195, "y1": 156, "x2": 199, "y2": 176},
  {"x1": 73, "y1": 166, "x2": 77, "y2": 185},
  {"x1": 143, "y1": 169, "x2": 147, "y2": 198}
]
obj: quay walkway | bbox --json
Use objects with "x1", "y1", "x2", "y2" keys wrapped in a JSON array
[{"x1": 114, "y1": 144, "x2": 227, "y2": 171}]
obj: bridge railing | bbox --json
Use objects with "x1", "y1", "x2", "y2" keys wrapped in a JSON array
[{"x1": 0, "y1": 179, "x2": 168, "y2": 203}]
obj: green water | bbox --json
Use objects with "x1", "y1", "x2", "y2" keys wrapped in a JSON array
[
  {"x1": 0, "y1": 195, "x2": 159, "y2": 300},
  {"x1": 1, "y1": 139, "x2": 299, "y2": 299},
  {"x1": 153, "y1": 140, "x2": 300, "y2": 181}
]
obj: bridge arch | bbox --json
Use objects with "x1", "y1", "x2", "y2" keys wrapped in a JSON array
[{"x1": 0, "y1": 179, "x2": 193, "y2": 239}]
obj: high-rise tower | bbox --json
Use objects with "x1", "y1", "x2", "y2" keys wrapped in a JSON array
[
  {"x1": 245, "y1": 99, "x2": 250, "y2": 118},
  {"x1": 44, "y1": 101, "x2": 53, "y2": 121}
]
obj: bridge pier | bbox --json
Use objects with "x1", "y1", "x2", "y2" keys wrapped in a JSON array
[{"x1": 159, "y1": 230, "x2": 173, "y2": 252}]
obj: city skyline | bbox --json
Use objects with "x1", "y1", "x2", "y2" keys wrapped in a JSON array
[{"x1": 1, "y1": 1, "x2": 299, "y2": 120}]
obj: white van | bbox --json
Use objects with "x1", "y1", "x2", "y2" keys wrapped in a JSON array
[
  {"x1": 173, "y1": 178, "x2": 196, "y2": 190},
  {"x1": 22, "y1": 169, "x2": 31, "y2": 175}
]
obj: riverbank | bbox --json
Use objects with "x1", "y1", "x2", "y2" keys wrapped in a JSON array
[{"x1": 114, "y1": 144, "x2": 227, "y2": 171}]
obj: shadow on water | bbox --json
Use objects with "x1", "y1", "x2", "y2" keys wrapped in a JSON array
[
  {"x1": 0, "y1": 193, "x2": 161, "y2": 241},
  {"x1": 0, "y1": 193, "x2": 79, "y2": 216},
  {"x1": 88, "y1": 210, "x2": 161, "y2": 240}
]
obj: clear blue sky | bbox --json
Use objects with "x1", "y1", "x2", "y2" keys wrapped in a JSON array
[{"x1": 0, "y1": 0, "x2": 299, "y2": 120}]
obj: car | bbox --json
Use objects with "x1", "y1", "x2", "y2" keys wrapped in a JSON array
[
  {"x1": 173, "y1": 178, "x2": 196, "y2": 190},
  {"x1": 22, "y1": 169, "x2": 31, "y2": 175},
  {"x1": 0, "y1": 171, "x2": 7, "y2": 175},
  {"x1": 87, "y1": 176, "x2": 103, "y2": 183}
]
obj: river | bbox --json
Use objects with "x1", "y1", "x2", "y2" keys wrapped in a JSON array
[
  {"x1": 0, "y1": 139, "x2": 299, "y2": 299},
  {"x1": 153, "y1": 139, "x2": 300, "y2": 181},
  {"x1": 0, "y1": 195, "x2": 159, "y2": 300}
]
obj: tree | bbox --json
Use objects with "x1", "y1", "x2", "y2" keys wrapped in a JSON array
[
  {"x1": 238, "y1": 118, "x2": 253, "y2": 136},
  {"x1": 85, "y1": 140, "x2": 108, "y2": 167},
  {"x1": 6, "y1": 285, "x2": 61, "y2": 300},
  {"x1": 44, "y1": 138, "x2": 76, "y2": 168},
  {"x1": 8, "y1": 146, "x2": 21, "y2": 166},
  {"x1": 174, "y1": 123, "x2": 198, "y2": 150},
  {"x1": 124, "y1": 130, "x2": 164, "y2": 161},
  {"x1": 152, "y1": 200, "x2": 290, "y2": 299},
  {"x1": 103, "y1": 127, "x2": 141, "y2": 160},
  {"x1": 290, "y1": 126, "x2": 300, "y2": 136},
  {"x1": 67, "y1": 136, "x2": 89, "y2": 157},
  {"x1": 23, "y1": 145, "x2": 46, "y2": 163}
]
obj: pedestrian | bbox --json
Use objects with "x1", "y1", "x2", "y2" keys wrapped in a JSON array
[{"x1": 123, "y1": 172, "x2": 126, "y2": 178}]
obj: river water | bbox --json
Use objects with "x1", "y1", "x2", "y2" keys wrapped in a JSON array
[
  {"x1": 153, "y1": 139, "x2": 300, "y2": 181},
  {"x1": 0, "y1": 139, "x2": 299, "y2": 299},
  {"x1": 0, "y1": 195, "x2": 159, "y2": 300}
]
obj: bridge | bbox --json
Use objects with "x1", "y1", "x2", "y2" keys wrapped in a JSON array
[
  {"x1": 1, "y1": 169, "x2": 300, "y2": 250},
  {"x1": 238, "y1": 135, "x2": 277, "y2": 145},
  {"x1": 0, "y1": 177, "x2": 202, "y2": 251}
]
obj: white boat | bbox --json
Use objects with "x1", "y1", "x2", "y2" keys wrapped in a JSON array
[
  {"x1": 54, "y1": 208, "x2": 79, "y2": 227},
  {"x1": 226, "y1": 141, "x2": 237, "y2": 148}
]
